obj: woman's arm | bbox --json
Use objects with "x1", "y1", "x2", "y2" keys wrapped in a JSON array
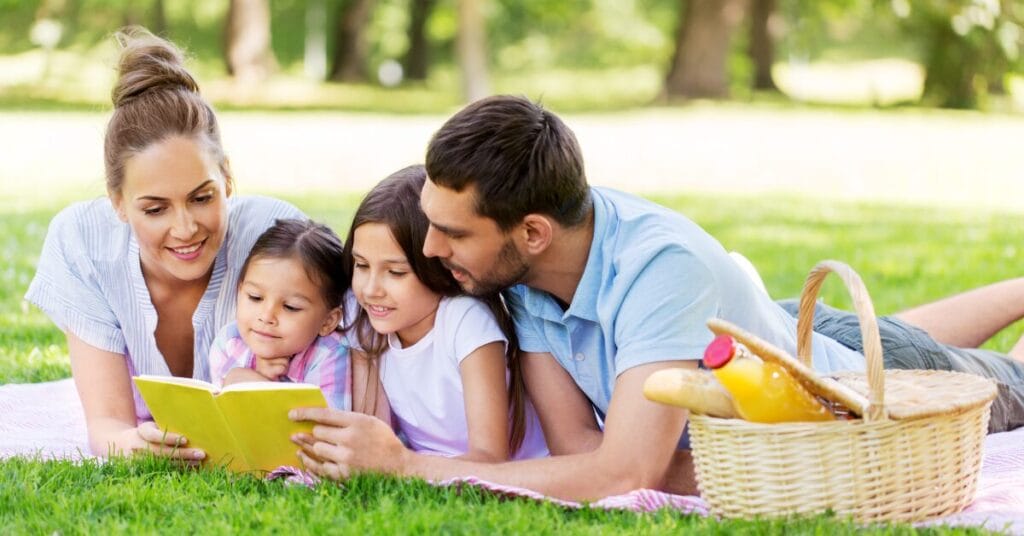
[
  {"x1": 456, "y1": 341, "x2": 511, "y2": 463},
  {"x1": 66, "y1": 332, "x2": 205, "y2": 462}
]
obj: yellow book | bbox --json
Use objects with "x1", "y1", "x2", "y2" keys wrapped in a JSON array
[{"x1": 133, "y1": 375, "x2": 327, "y2": 473}]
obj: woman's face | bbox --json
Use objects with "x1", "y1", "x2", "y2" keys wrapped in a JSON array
[{"x1": 113, "y1": 136, "x2": 231, "y2": 287}]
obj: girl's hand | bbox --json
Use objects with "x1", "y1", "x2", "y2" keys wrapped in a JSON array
[
  {"x1": 224, "y1": 366, "x2": 275, "y2": 386},
  {"x1": 130, "y1": 421, "x2": 206, "y2": 465},
  {"x1": 253, "y1": 356, "x2": 291, "y2": 381},
  {"x1": 289, "y1": 408, "x2": 409, "y2": 480}
]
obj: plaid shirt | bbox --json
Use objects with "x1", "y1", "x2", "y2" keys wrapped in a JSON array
[{"x1": 208, "y1": 322, "x2": 351, "y2": 410}]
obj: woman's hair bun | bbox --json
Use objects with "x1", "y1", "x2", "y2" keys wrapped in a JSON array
[{"x1": 111, "y1": 26, "x2": 199, "y2": 108}]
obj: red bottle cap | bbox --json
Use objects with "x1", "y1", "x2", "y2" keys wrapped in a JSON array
[{"x1": 703, "y1": 334, "x2": 736, "y2": 369}]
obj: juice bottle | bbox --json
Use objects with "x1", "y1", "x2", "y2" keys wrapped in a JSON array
[{"x1": 702, "y1": 334, "x2": 833, "y2": 423}]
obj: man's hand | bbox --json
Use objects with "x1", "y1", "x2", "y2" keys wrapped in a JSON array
[{"x1": 290, "y1": 408, "x2": 409, "y2": 480}]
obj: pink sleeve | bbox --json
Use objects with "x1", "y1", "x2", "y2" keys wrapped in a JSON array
[
  {"x1": 208, "y1": 324, "x2": 253, "y2": 389},
  {"x1": 296, "y1": 333, "x2": 352, "y2": 410}
]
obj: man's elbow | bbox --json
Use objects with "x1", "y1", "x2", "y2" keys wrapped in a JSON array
[
  {"x1": 597, "y1": 452, "x2": 672, "y2": 495},
  {"x1": 458, "y1": 447, "x2": 509, "y2": 464}
]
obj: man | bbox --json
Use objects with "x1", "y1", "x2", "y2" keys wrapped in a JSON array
[{"x1": 292, "y1": 96, "x2": 1024, "y2": 500}]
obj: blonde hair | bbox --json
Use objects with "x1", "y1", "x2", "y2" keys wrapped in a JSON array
[{"x1": 104, "y1": 27, "x2": 231, "y2": 195}]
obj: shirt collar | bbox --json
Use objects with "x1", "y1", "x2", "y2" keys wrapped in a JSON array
[
  {"x1": 563, "y1": 189, "x2": 605, "y2": 322},
  {"x1": 519, "y1": 188, "x2": 604, "y2": 323}
]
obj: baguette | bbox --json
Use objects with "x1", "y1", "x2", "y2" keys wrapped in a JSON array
[{"x1": 643, "y1": 368, "x2": 738, "y2": 418}]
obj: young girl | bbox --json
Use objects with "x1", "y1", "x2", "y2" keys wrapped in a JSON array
[
  {"x1": 208, "y1": 218, "x2": 351, "y2": 410},
  {"x1": 344, "y1": 165, "x2": 547, "y2": 461}
]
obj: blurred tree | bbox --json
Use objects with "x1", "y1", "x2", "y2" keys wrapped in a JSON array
[
  {"x1": 899, "y1": 0, "x2": 1023, "y2": 109},
  {"x1": 122, "y1": 0, "x2": 167, "y2": 36},
  {"x1": 225, "y1": 0, "x2": 276, "y2": 82},
  {"x1": 152, "y1": 0, "x2": 167, "y2": 36},
  {"x1": 331, "y1": 0, "x2": 376, "y2": 82},
  {"x1": 403, "y1": 0, "x2": 437, "y2": 80},
  {"x1": 305, "y1": 0, "x2": 328, "y2": 80},
  {"x1": 664, "y1": 0, "x2": 748, "y2": 98},
  {"x1": 748, "y1": 0, "x2": 778, "y2": 90},
  {"x1": 457, "y1": 0, "x2": 490, "y2": 101}
]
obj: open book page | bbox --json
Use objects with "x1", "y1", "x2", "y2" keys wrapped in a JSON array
[
  {"x1": 133, "y1": 376, "x2": 329, "y2": 473},
  {"x1": 216, "y1": 383, "x2": 327, "y2": 472},
  {"x1": 132, "y1": 375, "x2": 246, "y2": 471}
]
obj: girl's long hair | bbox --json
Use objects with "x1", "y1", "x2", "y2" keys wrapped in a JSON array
[{"x1": 342, "y1": 165, "x2": 526, "y2": 455}]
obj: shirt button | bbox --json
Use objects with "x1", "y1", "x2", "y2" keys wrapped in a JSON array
[{"x1": 574, "y1": 353, "x2": 586, "y2": 362}]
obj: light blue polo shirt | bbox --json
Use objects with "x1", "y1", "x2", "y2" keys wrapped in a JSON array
[{"x1": 505, "y1": 187, "x2": 864, "y2": 422}]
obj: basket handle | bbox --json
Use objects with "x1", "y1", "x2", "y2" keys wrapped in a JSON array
[{"x1": 796, "y1": 260, "x2": 886, "y2": 421}]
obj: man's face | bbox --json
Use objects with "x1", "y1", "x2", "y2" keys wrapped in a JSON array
[{"x1": 420, "y1": 179, "x2": 529, "y2": 296}]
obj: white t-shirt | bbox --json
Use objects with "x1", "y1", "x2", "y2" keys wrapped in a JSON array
[{"x1": 378, "y1": 295, "x2": 548, "y2": 460}]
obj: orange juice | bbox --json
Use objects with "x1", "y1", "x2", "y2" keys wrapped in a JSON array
[{"x1": 702, "y1": 334, "x2": 833, "y2": 423}]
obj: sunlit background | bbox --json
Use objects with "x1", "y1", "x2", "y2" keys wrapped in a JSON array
[{"x1": 1, "y1": 0, "x2": 1023, "y2": 210}]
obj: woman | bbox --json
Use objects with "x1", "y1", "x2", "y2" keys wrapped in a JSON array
[{"x1": 25, "y1": 28, "x2": 303, "y2": 461}]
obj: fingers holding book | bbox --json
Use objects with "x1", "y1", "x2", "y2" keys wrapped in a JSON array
[
  {"x1": 290, "y1": 409, "x2": 408, "y2": 480},
  {"x1": 134, "y1": 421, "x2": 207, "y2": 465}
]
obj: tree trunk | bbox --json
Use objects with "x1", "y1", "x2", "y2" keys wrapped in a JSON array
[
  {"x1": 664, "y1": 0, "x2": 747, "y2": 99},
  {"x1": 748, "y1": 0, "x2": 776, "y2": 91},
  {"x1": 921, "y1": 13, "x2": 979, "y2": 109},
  {"x1": 457, "y1": 0, "x2": 489, "y2": 102},
  {"x1": 403, "y1": 0, "x2": 436, "y2": 81},
  {"x1": 224, "y1": 0, "x2": 276, "y2": 83},
  {"x1": 152, "y1": 0, "x2": 167, "y2": 37},
  {"x1": 330, "y1": 0, "x2": 376, "y2": 82},
  {"x1": 61, "y1": 0, "x2": 81, "y2": 47},
  {"x1": 305, "y1": 0, "x2": 328, "y2": 80}
]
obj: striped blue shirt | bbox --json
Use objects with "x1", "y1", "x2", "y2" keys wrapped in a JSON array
[{"x1": 25, "y1": 195, "x2": 304, "y2": 420}]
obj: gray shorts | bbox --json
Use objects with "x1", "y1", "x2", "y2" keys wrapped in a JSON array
[{"x1": 777, "y1": 299, "x2": 1024, "y2": 433}]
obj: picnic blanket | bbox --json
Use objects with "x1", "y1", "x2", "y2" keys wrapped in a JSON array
[{"x1": 3, "y1": 379, "x2": 1022, "y2": 532}]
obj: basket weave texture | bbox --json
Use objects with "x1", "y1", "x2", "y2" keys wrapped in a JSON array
[{"x1": 689, "y1": 261, "x2": 996, "y2": 522}]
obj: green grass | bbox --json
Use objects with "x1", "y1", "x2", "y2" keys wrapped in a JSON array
[
  {"x1": 2, "y1": 190, "x2": 1020, "y2": 533},
  {"x1": 2, "y1": 456, "x2": 987, "y2": 535}
]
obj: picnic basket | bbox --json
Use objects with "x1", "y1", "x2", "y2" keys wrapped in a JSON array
[{"x1": 688, "y1": 260, "x2": 997, "y2": 523}]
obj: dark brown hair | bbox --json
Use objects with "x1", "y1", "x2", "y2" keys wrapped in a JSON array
[
  {"x1": 104, "y1": 27, "x2": 231, "y2": 196},
  {"x1": 425, "y1": 95, "x2": 590, "y2": 231},
  {"x1": 240, "y1": 219, "x2": 348, "y2": 314},
  {"x1": 342, "y1": 165, "x2": 527, "y2": 455}
]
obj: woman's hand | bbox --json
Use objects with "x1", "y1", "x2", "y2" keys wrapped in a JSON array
[
  {"x1": 67, "y1": 332, "x2": 203, "y2": 465},
  {"x1": 130, "y1": 422, "x2": 206, "y2": 464},
  {"x1": 290, "y1": 408, "x2": 409, "y2": 480},
  {"x1": 98, "y1": 423, "x2": 205, "y2": 465}
]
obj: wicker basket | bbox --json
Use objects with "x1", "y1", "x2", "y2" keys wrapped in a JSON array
[{"x1": 688, "y1": 260, "x2": 997, "y2": 522}]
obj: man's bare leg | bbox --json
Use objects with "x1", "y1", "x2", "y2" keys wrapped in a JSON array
[{"x1": 894, "y1": 278, "x2": 1024, "y2": 349}]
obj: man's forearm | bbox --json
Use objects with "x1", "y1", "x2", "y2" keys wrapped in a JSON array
[{"x1": 400, "y1": 447, "x2": 661, "y2": 501}]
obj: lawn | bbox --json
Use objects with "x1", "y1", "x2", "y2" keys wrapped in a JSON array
[{"x1": 1, "y1": 189, "x2": 1018, "y2": 534}]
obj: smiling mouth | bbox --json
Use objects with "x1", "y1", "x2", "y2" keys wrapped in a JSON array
[
  {"x1": 365, "y1": 304, "x2": 393, "y2": 318},
  {"x1": 167, "y1": 238, "x2": 207, "y2": 260}
]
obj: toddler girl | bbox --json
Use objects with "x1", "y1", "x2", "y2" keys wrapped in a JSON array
[
  {"x1": 209, "y1": 218, "x2": 350, "y2": 410},
  {"x1": 344, "y1": 165, "x2": 547, "y2": 461}
]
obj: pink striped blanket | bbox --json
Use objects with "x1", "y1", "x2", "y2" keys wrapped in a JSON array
[{"x1": 3, "y1": 379, "x2": 1021, "y2": 531}]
